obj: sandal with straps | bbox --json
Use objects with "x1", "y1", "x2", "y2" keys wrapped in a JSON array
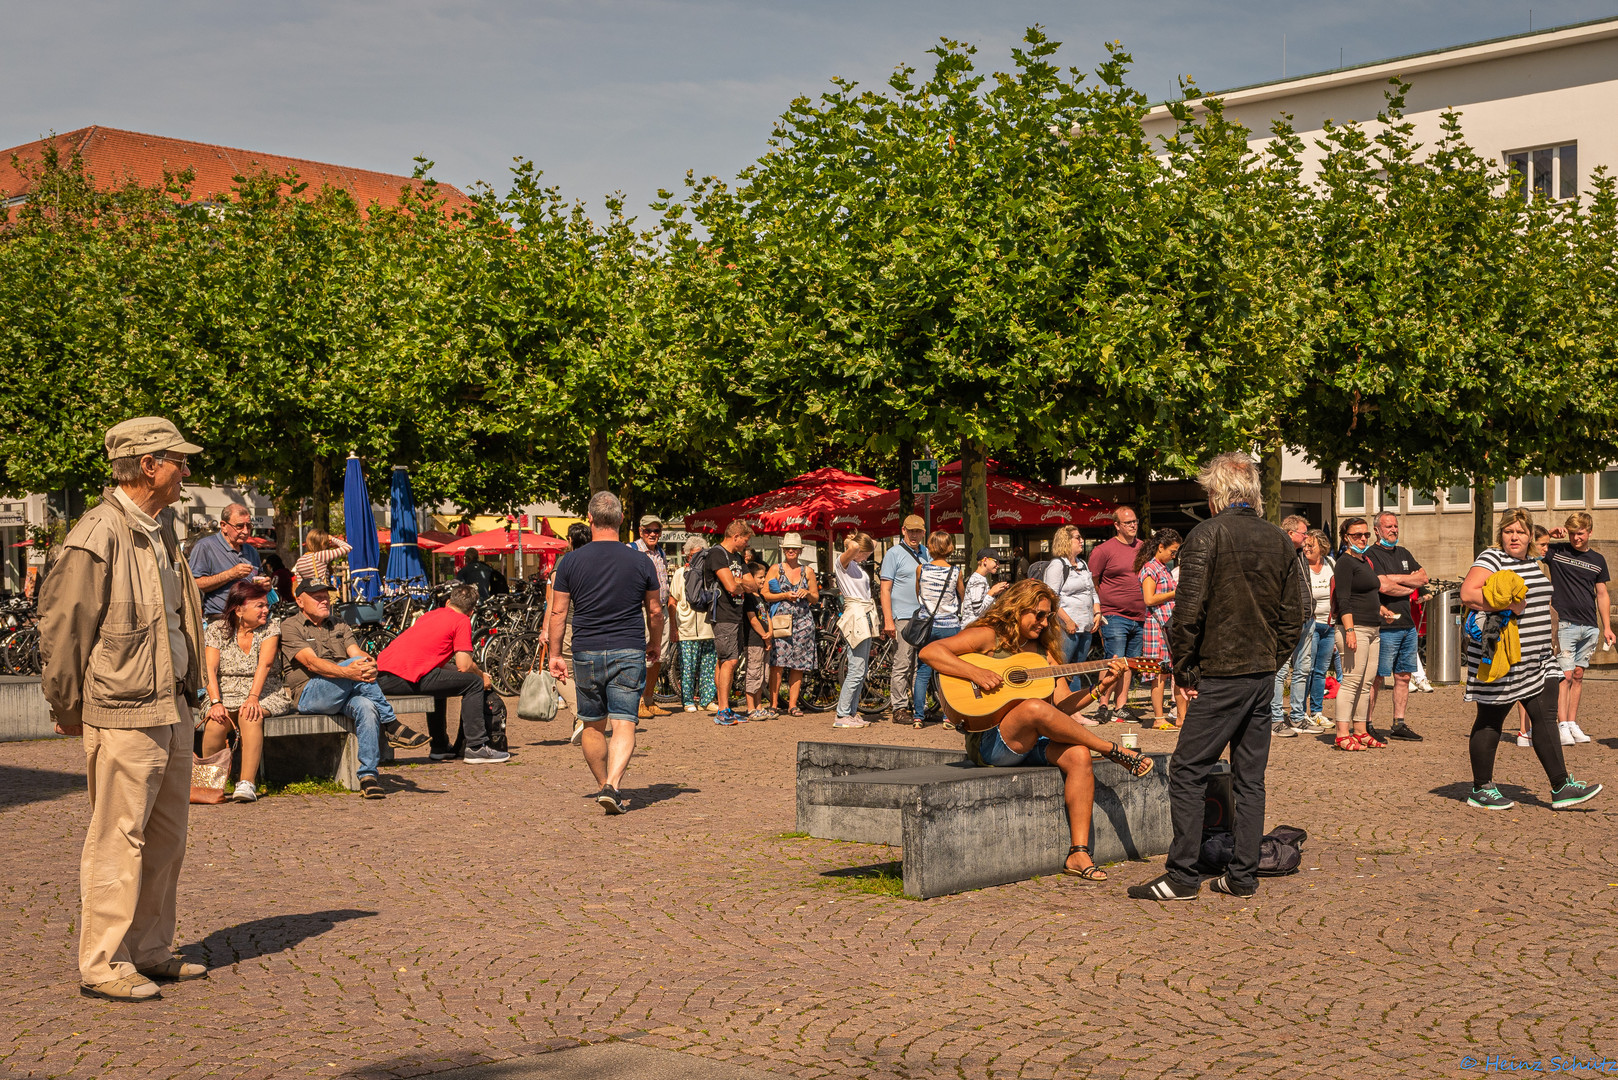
[
  {"x1": 1103, "y1": 743, "x2": 1154, "y2": 778},
  {"x1": 1063, "y1": 844, "x2": 1107, "y2": 884},
  {"x1": 1356, "y1": 731, "x2": 1386, "y2": 749},
  {"x1": 1334, "y1": 734, "x2": 1366, "y2": 752}
]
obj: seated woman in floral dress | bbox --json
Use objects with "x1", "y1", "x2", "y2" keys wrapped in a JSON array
[{"x1": 200, "y1": 580, "x2": 294, "y2": 802}]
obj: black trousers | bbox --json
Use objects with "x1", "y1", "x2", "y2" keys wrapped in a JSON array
[
  {"x1": 1165, "y1": 673, "x2": 1275, "y2": 889},
  {"x1": 376, "y1": 669, "x2": 490, "y2": 751},
  {"x1": 1470, "y1": 680, "x2": 1568, "y2": 789}
]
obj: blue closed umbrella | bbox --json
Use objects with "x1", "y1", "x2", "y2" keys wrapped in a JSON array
[
  {"x1": 386, "y1": 465, "x2": 427, "y2": 589},
  {"x1": 343, "y1": 453, "x2": 382, "y2": 601}
]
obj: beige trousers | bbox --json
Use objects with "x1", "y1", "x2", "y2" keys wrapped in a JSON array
[
  {"x1": 1334, "y1": 626, "x2": 1381, "y2": 728},
  {"x1": 79, "y1": 714, "x2": 191, "y2": 985}
]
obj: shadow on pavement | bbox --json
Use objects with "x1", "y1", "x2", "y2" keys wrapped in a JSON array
[
  {"x1": 1429, "y1": 780, "x2": 1547, "y2": 809},
  {"x1": 379, "y1": 774, "x2": 448, "y2": 795},
  {"x1": 0, "y1": 763, "x2": 84, "y2": 809},
  {"x1": 346, "y1": 1041, "x2": 783, "y2": 1080},
  {"x1": 621, "y1": 783, "x2": 696, "y2": 810},
  {"x1": 181, "y1": 908, "x2": 378, "y2": 968}
]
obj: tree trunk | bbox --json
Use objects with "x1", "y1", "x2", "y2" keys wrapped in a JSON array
[
  {"x1": 898, "y1": 438, "x2": 915, "y2": 518},
  {"x1": 1320, "y1": 462, "x2": 1339, "y2": 538},
  {"x1": 311, "y1": 457, "x2": 331, "y2": 533},
  {"x1": 1474, "y1": 478, "x2": 1494, "y2": 557},
  {"x1": 274, "y1": 492, "x2": 301, "y2": 566},
  {"x1": 961, "y1": 437, "x2": 989, "y2": 563},
  {"x1": 588, "y1": 428, "x2": 611, "y2": 498},
  {"x1": 619, "y1": 480, "x2": 637, "y2": 544},
  {"x1": 1260, "y1": 440, "x2": 1283, "y2": 525},
  {"x1": 1132, "y1": 464, "x2": 1152, "y2": 537}
]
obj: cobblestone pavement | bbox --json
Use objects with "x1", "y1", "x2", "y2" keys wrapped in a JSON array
[{"x1": 4, "y1": 684, "x2": 1618, "y2": 1079}]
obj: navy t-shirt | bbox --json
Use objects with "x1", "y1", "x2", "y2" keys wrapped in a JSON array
[
  {"x1": 1546, "y1": 543, "x2": 1611, "y2": 628},
  {"x1": 552, "y1": 540, "x2": 659, "y2": 652}
]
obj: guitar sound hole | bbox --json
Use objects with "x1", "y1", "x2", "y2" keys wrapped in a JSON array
[{"x1": 1006, "y1": 669, "x2": 1027, "y2": 687}]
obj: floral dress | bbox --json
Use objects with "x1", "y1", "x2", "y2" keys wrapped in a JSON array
[
  {"x1": 204, "y1": 619, "x2": 294, "y2": 715},
  {"x1": 768, "y1": 564, "x2": 818, "y2": 671},
  {"x1": 1139, "y1": 560, "x2": 1176, "y2": 675}
]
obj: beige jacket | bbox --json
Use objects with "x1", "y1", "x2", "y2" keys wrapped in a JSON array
[{"x1": 39, "y1": 488, "x2": 205, "y2": 729}]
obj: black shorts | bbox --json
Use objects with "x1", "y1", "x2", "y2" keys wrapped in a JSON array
[{"x1": 713, "y1": 620, "x2": 743, "y2": 662}]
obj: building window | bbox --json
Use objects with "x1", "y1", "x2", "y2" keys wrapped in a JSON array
[
  {"x1": 1598, "y1": 468, "x2": 1618, "y2": 506},
  {"x1": 1506, "y1": 142, "x2": 1576, "y2": 201},
  {"x1": 1556, "y1": 474, "x2": 1587, "y2": 506},
  {"x1": 1378, "y1": 483, "x2": 1400, "y2": 511},
  {"x1": 1520, "y1": 475, "x2": 1546, "y2": 506},
  {"x1": 1445, "y1": 484, "x2": 1472, "y2": 510},
  {"x1": 1409, "y1": 489, "x2": 1437, "y2": 512},
  {"x1": 1341, "y1": 480, "x2": 1366, "y2": 513},
  {"x1": 1493, "y1": 480, "x2": 1509, "y2": 504}
]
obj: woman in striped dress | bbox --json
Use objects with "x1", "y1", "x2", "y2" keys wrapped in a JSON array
[{"x1": 1460, "y1": 508, "x2": 1602, "y2": 811}]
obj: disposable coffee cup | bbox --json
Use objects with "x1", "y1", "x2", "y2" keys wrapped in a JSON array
[{"x1": 1121, "y1": 732, "x2": 1139, "y2": 749}]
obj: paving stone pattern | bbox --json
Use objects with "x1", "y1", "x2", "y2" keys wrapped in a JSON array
[{"x1": 3, "y1": 686, "x2": 1617, "y2": 1079}]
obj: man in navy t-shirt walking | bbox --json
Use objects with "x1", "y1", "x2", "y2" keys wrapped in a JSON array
[{"x1": 546, "y1": 492, "x2": 662, "y2": 814}]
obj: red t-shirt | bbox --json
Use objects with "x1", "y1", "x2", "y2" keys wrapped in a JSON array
[
  {"x1": 377, "y1": 607, "x2": 472, "y2": 683},
  {"x1": 1086, "y1": 536, "x2": 1147, "y2": 619}
]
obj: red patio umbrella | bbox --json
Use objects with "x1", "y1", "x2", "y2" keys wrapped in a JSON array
[
  {"x1": 376, "y1": 528, "x2": 448, "y2": 552},
  {"x1": 436, "y1": 527, "x2": 568, "y2": 555},
  {"x1": 831, "y1": 460, "x2": 1115, "y2": 535},
  {"x1": 685, "y1": 468, "x2": 888, "y2": 535}
]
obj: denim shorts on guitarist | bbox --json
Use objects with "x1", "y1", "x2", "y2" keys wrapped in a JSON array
[{"x1": 977, "y1": 726, "x2": 1052, "y2": 768}]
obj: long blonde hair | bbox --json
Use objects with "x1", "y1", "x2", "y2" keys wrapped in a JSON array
[{"x1": 972, "y1": 578, "x2": 1062, "y2": 661}]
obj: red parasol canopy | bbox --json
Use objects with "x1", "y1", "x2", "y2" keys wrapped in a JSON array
[
  {"x1": 685, "y1": 468, "x2": 888, "y2": 535},
  {"x1": 376, "y1": 528, "x2": 451, "y2": 552},
  {"x1": 435, "y1": 527, "x2": 568, "y2": 555},
  {"x1": 831, "y1": 461, "x2": 1115, "y2": 534}
]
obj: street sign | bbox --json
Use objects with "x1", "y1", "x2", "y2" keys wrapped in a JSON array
[{"x1": 911, "y1": 458, "x2": 939, "y2": 495}]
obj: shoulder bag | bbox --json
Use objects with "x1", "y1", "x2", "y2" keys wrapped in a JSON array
[{"x1": 902, "y1": 566, "x2": 956, "y2": 648}]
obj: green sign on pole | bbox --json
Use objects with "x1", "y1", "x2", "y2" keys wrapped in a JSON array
[{"x1": 911, "y1": 458, "x2": 939, "y2": 495}]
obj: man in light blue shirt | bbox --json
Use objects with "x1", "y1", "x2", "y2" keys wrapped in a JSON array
[
  {"x1": 879, "y1": 514, "x2": 928, "y2": 723},
  {"x1": 188, "y1": 504, "x2": 262, "y2": 619}
]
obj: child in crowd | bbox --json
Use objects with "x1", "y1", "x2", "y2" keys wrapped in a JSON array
[{"x1": 742, "y1": 562, "x2": 775, "y2": 722}]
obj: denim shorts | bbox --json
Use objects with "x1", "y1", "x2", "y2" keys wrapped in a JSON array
[
  {"x1": 1559, "y1": 623, "x2": 1600, "y2": 671},
  {"x1": 1100, "y1": 615, "x2": 1144, "y2": 659},
  {"x1": 977, "y1": 725, "x2": 1052, "y2": 768},
  {"x1": 1376, "y1": 626, "x2": 1419, "y2": 677},
  {"x1": 572, "y1": 648, "x2": 646, "y2": 723}
]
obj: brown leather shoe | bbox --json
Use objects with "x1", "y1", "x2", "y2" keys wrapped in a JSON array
[
  {"x1": 637, "y1": 703, "x2": 654, "y2": 719},
  {"x1": 136, "y1": 956, "x2": 209, "y2": 982},
  {"x1": 81, "y1": 974, "x2": 162, "y2": 1001}
]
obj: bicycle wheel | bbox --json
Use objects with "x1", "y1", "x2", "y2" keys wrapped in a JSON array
[
  {"x1": 860, "y1": 636, "x2": 895, "y2": 714},
  {"x1": 802, "y1": 638, "x2": 846, "y2": 713},
  {"x1": 499, "y1": 634, "x2": 540, "y2": 696},
  {"x1": 483, "y1": 633, "x2": 518, "y2": 694},
  {"x1": 655, "y1": 661, "x2": 680, "y2": 705}
]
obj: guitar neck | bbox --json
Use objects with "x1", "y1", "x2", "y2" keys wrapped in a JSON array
[{"x1": 1025, "y1": 659, "x2": 1119, "y2": 681}]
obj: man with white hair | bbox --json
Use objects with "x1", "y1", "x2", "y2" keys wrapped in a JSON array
[
  {"x1": 1129, "y1": 452, "x2": 1306, "y2": 903},
  {"x1": 188, "y1": 503, "x2": 262, "y2": 620}
]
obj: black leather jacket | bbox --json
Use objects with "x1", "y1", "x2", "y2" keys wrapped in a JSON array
[{"x1": 1167, "y1": 507, "x2": 1308, "y2": 688}]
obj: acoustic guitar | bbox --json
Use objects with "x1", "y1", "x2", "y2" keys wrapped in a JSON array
[{"x1": 936, "y1": 652, "x2": 1171, "y2": 721}]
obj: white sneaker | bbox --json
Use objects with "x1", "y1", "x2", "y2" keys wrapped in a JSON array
[
  {"x1": 1312, "y1": 712, "x2": 1333, "y2": 730},
  {"x1": 684, "y1": 704, "x2": 697, "y2": 713},
  {"x1": 569, "y1": 718, "x2": 585, "y2": 746},
  {"x1": 1569, "y1": 721, "x2": 1592, "y2": 744},
  {"x1": 832, "y1": 717, "x2": 870, "y2": 728},
  {"x1": 1516, "y1": 732, "x2": 1532, "y2": 747},
  {"x1": 1559, "y1": 721, "x2": 1577, "y2": 746},
  {"x1": 1413, "y1": 676, "x2": 1434, "y2": 693},
  {"x1": 230, "y1": 780, "x2": 257, "y2": 803}
]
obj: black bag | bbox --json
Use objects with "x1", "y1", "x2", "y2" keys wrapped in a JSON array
[
  {"x1": 902, "y1": 566, "x2": 956, "y2": 648},
  {"x1": 485, "y1": 694, "x2": 509, "y2": 753},
  {"x1": 1027, "y1": 559, "x2": 1070, "y2": 589},
  {"x1": 1196, "y1": 825, "x2": 1307, "y2": 877},
  {"x1": 687, "y1": 562, "x2": 718, "y2": 615}
]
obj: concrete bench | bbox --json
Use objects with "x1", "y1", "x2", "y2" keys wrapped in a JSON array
[
  {"x1": 259, "y1": 694, "x2": 435, "y2": 791},
  {"x1": 798, "y1": 740, "x2": 1195, "y2": 899}
]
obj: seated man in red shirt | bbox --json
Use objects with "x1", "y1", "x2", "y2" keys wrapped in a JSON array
[{"x1": 376, "y1": 584, "x2": 509, "y2": 764}]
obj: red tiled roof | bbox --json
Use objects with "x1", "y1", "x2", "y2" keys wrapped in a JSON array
[{"x1": 0, "y1": 126, "x2": 476, "y2": 213}]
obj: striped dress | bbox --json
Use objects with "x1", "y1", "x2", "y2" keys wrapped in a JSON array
[{"x1": 1463, "y1": 547, "x2": 1561, "y2": 705}]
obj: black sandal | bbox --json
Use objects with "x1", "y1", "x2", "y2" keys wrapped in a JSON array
[
  {"x1": 1063, "y1": 844, "x2": 1107, "y2": 883},
  {"x1": 1103, "y1": 743, "x2": 1154, "y2": 778}
]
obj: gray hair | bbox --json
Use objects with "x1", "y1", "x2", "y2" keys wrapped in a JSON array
[
  {"x1": 1197, "y1": 452, "x2": 1264, "y2": 514},
  {"x1": 446, "y1": 583, "x2": 479, "y2": 613},
  {"x1": 1281, "y1": 514, "x2": 1310, "y2": 533},
  {"x1": 1375, "y1": 510, "x2": 1399, "y2": 527},
  {"x1": 221, "y1": 503, "x2": 251, "y2": 525},
  {"x1": 110, "y1": 455, "x2": 144, "y2": 484},
  {"x1": 683, "y1": 536, "x2": 707, "y2": 556},
  {"x1": 587, "y1": 491, "x2": 624, "y2": 531}
]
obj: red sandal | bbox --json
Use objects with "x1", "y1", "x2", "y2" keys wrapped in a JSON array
[
  {"x1": 1334, "y1": 735, "x2": 1366, "y2": 752},
  {"x1": 1356, "y1": 731, "x2": 1386, "y2": 749}
]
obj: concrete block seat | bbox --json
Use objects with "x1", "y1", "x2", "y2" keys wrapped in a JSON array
[
  {"x1": 260, "y1": 694, "x2": 436, "y2": 791},
  {"x1": 797, "y1": 740, "x2": 1201, "y2": 899}
]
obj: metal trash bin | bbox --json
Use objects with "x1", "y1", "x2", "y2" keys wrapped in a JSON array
[{"x1": 1425, "y1": 587, "x2": 1462, "y2": 685}]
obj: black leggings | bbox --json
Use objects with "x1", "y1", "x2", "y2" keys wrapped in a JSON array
[{"x1": 1470, "y1": 681, "x2": 1567, "y2": 789}]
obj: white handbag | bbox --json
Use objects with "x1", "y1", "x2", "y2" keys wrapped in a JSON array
[{"x1": 518, "y1": 667, "x2": 559, "y2": 722}]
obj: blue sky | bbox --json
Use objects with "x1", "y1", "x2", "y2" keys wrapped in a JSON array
[{"x1": 3, "y1": 1, "x2": 1614, "y2": 216}]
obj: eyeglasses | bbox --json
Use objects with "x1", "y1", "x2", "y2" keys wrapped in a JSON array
[
  {"x1": 1347, "y1": 531, "x2": 1370, "y2": 539},
  {"x1": 1029, "y1": 610, "x2": 1053, "y2": 623}
]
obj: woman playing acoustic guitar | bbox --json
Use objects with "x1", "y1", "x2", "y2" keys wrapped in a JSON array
[{"x1": 919, "y1": 578, "x2": 1155, "y2": 883}]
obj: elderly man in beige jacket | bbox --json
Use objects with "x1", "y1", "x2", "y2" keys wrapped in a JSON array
[{"x1": 40, "y1": 417, "x2": 209, "y2": 1002}]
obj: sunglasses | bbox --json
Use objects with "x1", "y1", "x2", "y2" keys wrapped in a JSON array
[{"x1": 1029, "y1": 609, "x2": 1053, "y2": 623}]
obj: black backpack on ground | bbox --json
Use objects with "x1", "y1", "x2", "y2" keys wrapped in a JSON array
[{"x1": 1196, "y1": 825, "x2": 1306, "y2": 877}]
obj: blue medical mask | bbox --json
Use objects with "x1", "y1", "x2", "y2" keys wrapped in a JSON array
[
  {"x1": 1349, "y1": 540, "x2": 1372, "y2": 555},
  {"x1": 1378, "y1": 536, "x2": 1397, "y2": 549}
]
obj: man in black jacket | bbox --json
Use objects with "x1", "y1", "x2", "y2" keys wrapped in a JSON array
[{"x1": 1129, "y1": 453, "x2": 1307, "y2": 902}]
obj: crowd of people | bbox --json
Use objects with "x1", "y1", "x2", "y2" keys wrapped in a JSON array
[{"x1": 32, "y1": 415, "x2": 1615, "y2": 1001}]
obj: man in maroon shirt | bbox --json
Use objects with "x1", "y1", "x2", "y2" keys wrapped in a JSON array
[
  {"x1": 1086, "y1": 507, "x2": 1146, "y2": 721},
  {"x1": 376, "y1": 583, "x2": 508, "y2": 763}
]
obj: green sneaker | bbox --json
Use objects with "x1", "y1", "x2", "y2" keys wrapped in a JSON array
[
  {"x1": 1551, "y1": 776, "x2": 1603, "y2": 809},
  {"x1": 1467, "y1": 784, "x2": 1515, "y2": 811}
]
